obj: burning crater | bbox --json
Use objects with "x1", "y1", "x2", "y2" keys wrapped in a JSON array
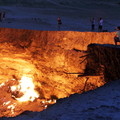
[
  {"x1": 0, "y1": 28, "x2": 118, "y2": 117},
  {"x1": 0, "y1": 56, "x2": 56, "y2": 117}
]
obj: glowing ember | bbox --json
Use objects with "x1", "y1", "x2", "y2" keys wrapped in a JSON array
[
  {"x1": 11, "y1": 86, "x2": 18, "y2": 91},
  {"x1": 44, "y1": 105, "x2": 47, "y2": 108},
  {"x1": 7, "y1": 104, "x2": 16, "y2": 114},
  {"x1": 0, "y1": 83, "x2": 5, "y2": 87},
  {"x1": 11, "y1": 76, "x2": 39, "y2": 102},
  {"x1": 3, "y1": 101, "x2": 11, "y2": 106}
]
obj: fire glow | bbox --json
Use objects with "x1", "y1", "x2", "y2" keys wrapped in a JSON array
[{"x1": 11, "y1": 76, "x2": 39, "y2": 102}]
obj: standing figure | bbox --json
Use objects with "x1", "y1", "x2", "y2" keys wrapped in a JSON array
[
  {"x1": 0, "y1": 12, "x2": 2, "y2": 22},
  {"x1": 57, "y1": 17, "x2": 62, "y2": 30},
  {"x1": 114, "y1": 26, "x2": 120, "y2": 45},
  {"x1": 0, "y1": 11, "x2": 5, "y2": 22},
  {"x1": 98, "y1": 17, "x2": 103, "y2": 32},
  {"x1": 2, "y1": 12, "x2": 5, "y2": 20},
  {"x1": 91, "y1": 17, "x2": 95, "y2": 31}
]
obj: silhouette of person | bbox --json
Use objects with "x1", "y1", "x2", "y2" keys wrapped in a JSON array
[
  {"x1": 0, "y1": 11, "x2": 5, "y2": 22},
  {"x1": 98, "y1": 17, "x2": 103, "y2": 32},
  {"x1": 57, "y1": 17, "x2": 62, "y2": 30},
  {"x1": 91, "y1": 17, "x2": 95, "y2": 31},
  {"x1": 114, "y1": 26, "x2": 120, "y2": 45},
  {"x1": 2, "y1": 12, "x2": 5, "y2": 20},
  {"x1": 0, "y1": 12, "x2": 2, "y2": 22}
]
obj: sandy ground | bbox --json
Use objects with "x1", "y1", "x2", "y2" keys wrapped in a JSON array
[{"x1": 0, "y1": 1, "x2": 119, "y2": 32}]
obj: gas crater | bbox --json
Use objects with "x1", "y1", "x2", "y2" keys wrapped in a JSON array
[{"x1": 0, "y1": 28, "x2": 119, "y2": 117}]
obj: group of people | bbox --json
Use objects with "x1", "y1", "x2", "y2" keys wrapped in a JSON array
[
  {"x1": 90, "y1": 18, "x2": 120, "y2": 45},
  {"x1": 57, "y1": 17, "x2": 120, "y2": 45},
  {"x1": 0, "y1": 11, "x2": 5, "y2": 22},
  {"x1": 90, "y1": 17, "x2": 103, "y2": 32},
  {"x1": 57, "y1": 17, "x2": 104, "y2": 32}
]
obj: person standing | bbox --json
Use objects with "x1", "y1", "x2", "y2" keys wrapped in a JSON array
[
  {"x1": 2, "y1": 12, "x2": 5, "y2": 21},
  {"x1": 57, "y1": 17, "x2": 62, "y2": 30},
  {"x1": 0, "y1": 12, "x2": 2, "y2": 22},
  {"x1": 98, "y1": 17, "x2": 103, "y2": 32},
  {"x1": 0, "y1": 11, "x2": 5, "y2": 22},
  {"x1": 91, "y1": 17, "x2": 95, "y2": 31},
  {"x1": 114, "y1": 26, "x2": 120, "y2": 45}
]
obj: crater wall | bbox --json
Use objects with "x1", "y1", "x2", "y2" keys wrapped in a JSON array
[{"x1": 0, "y1": 28, "x2": 117, "y2": 117}]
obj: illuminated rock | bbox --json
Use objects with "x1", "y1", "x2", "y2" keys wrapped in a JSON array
[{"x1": 0, "y1": 28, "x2": 117, "y2": 117}]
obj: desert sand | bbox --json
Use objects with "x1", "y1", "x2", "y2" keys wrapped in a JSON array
[{"x1": 0, "y1": 0, "x2": 120, "y2": 31}]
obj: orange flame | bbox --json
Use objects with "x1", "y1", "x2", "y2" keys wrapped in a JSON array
[{"x1": 11, "y1": 76, "x2": 39, "y2": 102}]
